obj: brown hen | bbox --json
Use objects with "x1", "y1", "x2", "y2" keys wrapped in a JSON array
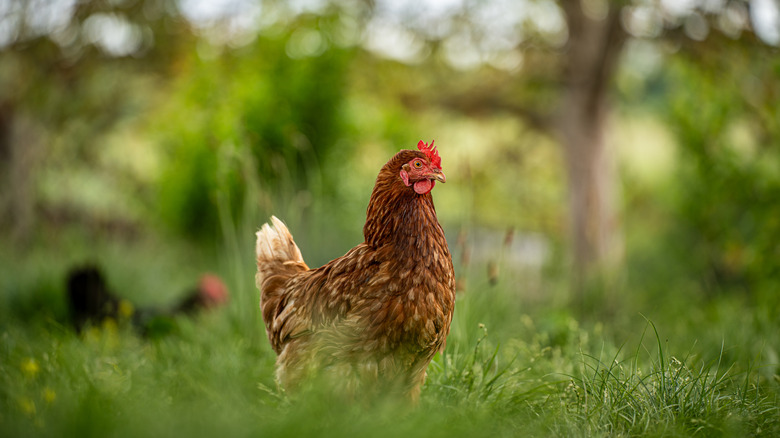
[{"x1": 255, "y1": 140, "x2": 455, "y2": 401}]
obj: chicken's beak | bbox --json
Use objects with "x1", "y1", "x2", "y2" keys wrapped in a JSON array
[{"x1": 430, "y1": 169, "x2": 446, "y2": 183}]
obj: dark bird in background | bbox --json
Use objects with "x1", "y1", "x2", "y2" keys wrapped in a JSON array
[
  {"x1": 67, "y1": 265, "x2": 121, "y2": 333},
  {"x1": 65, "y1": 265, "x2": 229, "y2": 335},
  {"x1": 255, "y1": 140, "x2": 456, "y2": 401}
]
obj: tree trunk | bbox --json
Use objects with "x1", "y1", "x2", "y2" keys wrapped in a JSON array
[
  {"x1": 0, "y1": 103, "x2": 13, "y2": 230},
  {"x1": 559, "y1": 1, "x2": 627, "y2": 299},
  {"x1": 0, "y1": 107, "x2": 38, "y2": 243}
]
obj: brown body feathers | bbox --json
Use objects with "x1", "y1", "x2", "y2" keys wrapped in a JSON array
[{"x1": 255, "y1": 148, "x2": 455, "y2": 400}]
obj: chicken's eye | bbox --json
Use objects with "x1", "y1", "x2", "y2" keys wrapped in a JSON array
[{"x1": 413, "y1": 160, "x2": 423, "y2": 168}]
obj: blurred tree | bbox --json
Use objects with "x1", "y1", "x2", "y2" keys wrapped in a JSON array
[
  {"x1": 558, "y1": 0, "x2": 626, "y2": 293},
  {"x1": 0, "y1": 0, "x2": 360, "y2": 245},
  {"x1": 0, "y1": 0, "x2": 188, "y2": 241}
]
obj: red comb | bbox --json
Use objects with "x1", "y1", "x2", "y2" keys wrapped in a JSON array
[{"x1": 417, "y1": 140, "x2": 441, "y2": 169}]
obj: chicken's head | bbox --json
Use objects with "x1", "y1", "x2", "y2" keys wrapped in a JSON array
[{"x1": 400, "y1": 140, "x2": 446, "y2": 195}]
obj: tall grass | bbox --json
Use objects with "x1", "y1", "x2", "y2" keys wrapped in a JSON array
[
  {"x1": 563, "y1": 320, "x2": 779, "y2": 436},
  {"x1": 1, "y1": 213, "x2": 778, "y2": 436},
  {"x1": 1, "y1": 290, "x2": 778, "y2": 437}
]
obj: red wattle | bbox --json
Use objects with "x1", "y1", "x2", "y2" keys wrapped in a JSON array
[{"x1": 413, "y1": 179, "x2": 434, "y2": 194}]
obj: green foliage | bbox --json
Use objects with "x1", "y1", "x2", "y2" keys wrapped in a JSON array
[
  {"x1": 155, "y1": 15, "x2": 355, "y2": 240},
  {"x1": 659, "y1": 54, "x2": 780, "y2": 304}
]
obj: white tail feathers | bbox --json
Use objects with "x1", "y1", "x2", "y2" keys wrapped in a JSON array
[{"x1": 255, "y1": 216, "x2": 305, "y2": 265}]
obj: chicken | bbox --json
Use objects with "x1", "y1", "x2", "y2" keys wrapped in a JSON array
[
  {"x1": 174, "y1": 274, "x2": 230, "y2": 315},
  {"x1": 256, "y1": 140, "x2": 456, "y2": 401},
  {"x1": 66, "y1": 265, "x2": 121, "y2": 333},
  {"x1": 136, "y1": 273, "x2": 230, "y2": 338},
  {"x1": 66, "y1": 264, "x2": 229, "y2": 335}
]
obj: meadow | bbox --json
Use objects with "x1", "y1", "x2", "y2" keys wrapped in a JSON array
[
  {"x1": 1, "y1": 224, "x2": 778, "y2": 438},
  {"x1": 2, "y1": 1, "x2": 779, "y2": 436}
]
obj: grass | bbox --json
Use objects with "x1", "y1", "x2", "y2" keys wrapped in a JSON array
[
  {"x1": 564, "y1": 322, "x2": 779, "y2": 436},
  {"x1": 0, "y1": 230, "x2": 778, "y2": 437}
]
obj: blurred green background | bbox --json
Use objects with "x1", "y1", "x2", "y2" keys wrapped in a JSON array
[{"x1": 1, "y1": 0, "x2": 779, "y2": 436}]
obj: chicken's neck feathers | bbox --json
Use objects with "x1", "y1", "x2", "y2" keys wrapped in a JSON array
[{"x1": 363, "y1": 171, "x2": 445, "y2": 260}]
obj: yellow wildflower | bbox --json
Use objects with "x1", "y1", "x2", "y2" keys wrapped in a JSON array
[
  {"x1": 119, "y1": 299, "x2": 135, "y2": 319},
  {"x1": 84, "y1": 326, "x2": 102, "y2": 343},
  {"x1": 43, "y1": 387, "x2": 57, "y2": 404},
  {"x1": 21, "y1": 358, "x2": 40, "y2": 379},
  {"x1": 102, "y1": 318, "x2": 118, "y2": 333},
  {"x1": 19, "y1": 398, "x2": 36, "y2": 415}
]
